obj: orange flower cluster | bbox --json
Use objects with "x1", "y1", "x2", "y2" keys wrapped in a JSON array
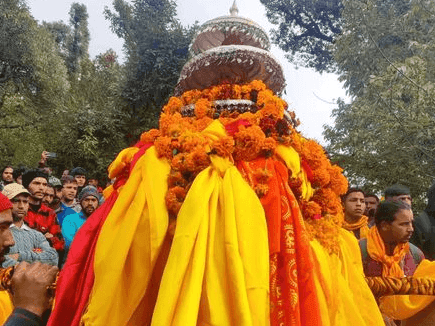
[{"x1": 287, "y1": 131, "x2": 348, "y2": 253}]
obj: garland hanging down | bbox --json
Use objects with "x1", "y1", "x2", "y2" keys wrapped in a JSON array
[{"x1": 139, "y1": 80, "x2": 348, "y2": 253}]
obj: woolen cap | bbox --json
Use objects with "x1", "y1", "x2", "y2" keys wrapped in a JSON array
[
  {"x1": 2, "y1": 183, "x2": 30, "y2": 200},
  {"x1": 78, "y1": 185, "x2": 101, "y2": 202},
  {"x1": 0, "y1": 193, "x2": 13, "y2": 212},
  {"x1": 21, "y1": 169, "x2": 48, "y2": 189}
]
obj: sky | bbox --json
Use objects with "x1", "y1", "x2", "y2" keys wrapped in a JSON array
[{"x1": 27, "y1": 0, "x2": 348, "y2": 143}]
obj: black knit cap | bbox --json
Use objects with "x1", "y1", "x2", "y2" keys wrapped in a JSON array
[
  {"x1": 70, "y1": 167, "x2": 87, "y2": 177},
  {"x1": 22, "y1": 169, "x2": 48, "y2": 189}
]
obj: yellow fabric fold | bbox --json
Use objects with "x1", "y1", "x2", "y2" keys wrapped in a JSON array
[
  {"x1": 275, "y1": 145, "x2": 313, "y2": 200},
  {"x1": 310, "y1": 229, "x2": 384, "y2": 326},
  {"x1": 379, "y1": 259, "x2": 435, "y2": 321},
  {"x1": 0, "y1": 291, "x2": 13, "y2": 325},
  {"x1": 81, "y1": 146, "x2": 170, "y2": 326},
  {"x1": 107, "y1": 147, "x2": 140, "y2": 179},
  {"x1": 151, "y1": 154, "x2": 270, "y2": 326}
]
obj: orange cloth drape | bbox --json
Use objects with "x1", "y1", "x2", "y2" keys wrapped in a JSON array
[
  {"x1": 238, "y1": 158, "x2": 322, "y2": 326},
  {"x1": 342, "y1": 215, "x2": 369, "y2": 239},
  {"x1": 367, "y1": 226, "x2": 409, "y2": 277}
]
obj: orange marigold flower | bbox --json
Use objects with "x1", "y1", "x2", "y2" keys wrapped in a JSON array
[
  {"x1": 327, "y1": 165, "x2": 348, "y2": 196},
  {"x1": 232, "y1": 85, "x2": 242, "y2": 99},
  {"x1": 163, "y1": 97, "x2": 183, "y2": 114},
  {"x1": 167, "y1": 171, "x2": 187, "y2": 188},
  {"x1": 313, "y1": 188, "x2": 342, "y2": 215},
  {"x1": 300, "y1": 200, "x2": 322, "y2": 220},
  {"x1": 312, "y1": 161, "x2": 331, "y2": 188},
  {"x1": 140, "y1": 129, "x2": 160, "y2": 144},
  {"x1": 154, "y1": 136, "x2": 173, "y2": 160},
  {"x1": 185, "y1": 150, "x2": 210, "y2": 172},
  {"x1": 166, "y1": 186, "x2": 187, "y2": 216},
  {"x1": 250, "y1": 80, "x2": 267, "y2": 92},
  {"x1": 211, "y1": 136, "x2": 235, "y2": 157},
  {"x1": 261, "y1": 137, "x2": 277, "y2": 157},
  {"x1": 233, "y1": 125, "x2": 265, "y2": 161},
  {"x1": 193, "y1": 117, "x2": 213, "y2": 131},
  {"x1": 194, "y1": 98, "x2": 212, "y2": 118}
]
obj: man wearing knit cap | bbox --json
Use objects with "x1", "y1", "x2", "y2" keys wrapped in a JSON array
[
  {"x1": 1, "y1": 183, "x2": 58, "y2": 268},
  {"x1": 0, "y1": 192, "x2": 58, "y2": 326},
  {"x1": 21, "y1": 170, "x2": 64, "y2": 253},
  {"x1": 62, "y1": 186, "x2": 101, "y2": 249},
  {"x1": 70, "y1": 167, "x2": 87, "y2": 196}
]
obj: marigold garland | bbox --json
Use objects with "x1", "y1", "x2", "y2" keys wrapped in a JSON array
[{"x1": 137, "y1": 80, "x2": 348, "y2": 252}]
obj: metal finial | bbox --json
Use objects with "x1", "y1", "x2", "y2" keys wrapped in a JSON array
[{"x1": 230, "y1": 0, "x2": 239, "y2": 16}]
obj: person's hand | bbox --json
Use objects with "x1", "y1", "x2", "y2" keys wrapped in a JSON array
[
  {"x1": 45, "y1": 232, "x2": 53, "y2": 239},
  {"x1": 41, "y1": 151, "x2": 48, "y2": 163},
  {"x1": 7, "y1": 253, "x2": 19, "y2": 261},
  {"x1": 11, "y1": 262, "x2": 58, "y2": 317}
]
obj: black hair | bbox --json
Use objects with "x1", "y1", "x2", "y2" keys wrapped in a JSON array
[
  {"x1": 384, "y1": 184, "x2": 410, "y2": 198},
  {"x1": 12, "y1": 167, "x2": 27, "y2": 180},
  {"x1": 374, "y1": 199, "x2": 411, "y2": 227},
  {"x1": 61, "y1": 175, "x2": 77, "y2": 186},
  {"x1": 1, "y1": 166, "x2": 13, "y2": 174},
  {"x1": 21, "y1": 169, "x2": 48, "y2": 189},
  {"x1": 365, "y1": 193, "x2": 379, "y2": 202},
  {"x1": 341, "y1": 187, "x2": 365, "y2": 203}
]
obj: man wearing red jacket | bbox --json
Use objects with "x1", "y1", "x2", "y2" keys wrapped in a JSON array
[{"x1": 21, "y1": 170, "x2": 64, "y2": 256}]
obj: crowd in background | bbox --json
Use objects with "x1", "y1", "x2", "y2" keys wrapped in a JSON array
[{"x1": 0, "y1": 154, "x2": 105, "y2": 270}]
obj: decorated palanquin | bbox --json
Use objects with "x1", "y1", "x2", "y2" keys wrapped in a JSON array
[{"x1": 47, "y1": 3, "x2": 384, "y2": 326}]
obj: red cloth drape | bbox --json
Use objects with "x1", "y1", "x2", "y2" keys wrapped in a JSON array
[{"x1": 238, "y1": 158, "x2": 322, "y2": 326}]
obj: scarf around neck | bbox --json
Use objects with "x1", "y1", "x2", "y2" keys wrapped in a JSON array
[
  {"x1": 342, "y1": 215, "x2": 369, "y2": 239},
  {"x1": 367, "y1": 225, "x2": 409, "y2": 278}
]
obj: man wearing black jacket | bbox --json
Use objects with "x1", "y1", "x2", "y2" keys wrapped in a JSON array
[
  {"x1": 0, "y1": 193, "x2": 58, "y2": 326},
  {"x1": 411, "y1": 183, "x2": 435, "y2": 260}
]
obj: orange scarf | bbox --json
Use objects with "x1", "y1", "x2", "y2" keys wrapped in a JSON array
[
  {"x1": 342, "y1": 215, "x2": 369, "y2": 239},
  {"x1": 367, "y1": 226, "x2": 409, "y2": 278}
]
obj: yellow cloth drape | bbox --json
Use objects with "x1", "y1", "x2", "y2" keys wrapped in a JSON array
[
  {"x1": 310, "y1": 229, "x2": 384, "y2": 326},
  {"x1": 367, "y1": 226, "x2": 409, "y2": 278},
  {"x1": 151, "y1": 155, "x2": 270, "y2": 326},
  {"x1": 379, "y1": 259, "x2": 435, "y2": 320},
  {"x1": 81, "y1": 146, "x2": 171, "y2": 326},
  {"x1": 0, "y1": 291, "x2": 13, "y2": 324}
]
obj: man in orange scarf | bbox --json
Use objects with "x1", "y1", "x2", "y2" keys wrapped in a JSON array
[
  {"x1": 342, "y1": 188, "x2": 370, "y2": 239},
  {"x1": 359, "y1": 200, "x2": 424, "y2": 278}
]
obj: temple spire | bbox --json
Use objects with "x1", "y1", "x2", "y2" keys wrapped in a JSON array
[{"x1": 229, "y1": 0, "x2": 239, "y2": 16}]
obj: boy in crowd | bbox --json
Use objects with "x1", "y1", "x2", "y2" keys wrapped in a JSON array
[
  {"x1": 341, "y1": 188, "x2": 369, "y2": 239},
  {"x1": 57, "y1": 176, "x2": 81, "y2": 227},
  {"x1": 1, "y1": 183, "x2": 58, "y2": 268}
]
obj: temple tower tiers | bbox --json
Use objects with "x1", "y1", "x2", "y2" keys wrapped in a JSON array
[{"x1": 175, "y1": 1, "x2": 285, "y2": 97}]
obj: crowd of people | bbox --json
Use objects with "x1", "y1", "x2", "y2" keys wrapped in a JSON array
[{"x1": 0, "y1": 157, "x2": 435, "y2": 325}]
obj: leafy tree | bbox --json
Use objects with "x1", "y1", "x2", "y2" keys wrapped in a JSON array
[
  {"x1": 0, "y1": 0, "x2": 34, "y2": 90},
  {"x1": 104, "y1": 0, "x2": 198, "y2": 139},
  {"x1": 65, "y1": 3, "x2": 90, "y2": 75},
  {"x1": 324, "y1": 0, "x2": 435, "y2": 210},
  {"x1": 260, "y1": 0, "x2": 343, "y2": 73}
]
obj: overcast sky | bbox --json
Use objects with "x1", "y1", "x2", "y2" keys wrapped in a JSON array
[{"x1": 27, "y1": 0, "x2": 348, "y2": 143}]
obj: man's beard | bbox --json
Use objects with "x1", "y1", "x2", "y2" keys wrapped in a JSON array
[{"x1": 12, "y1": 213, "x2": 23, "y2": 222}]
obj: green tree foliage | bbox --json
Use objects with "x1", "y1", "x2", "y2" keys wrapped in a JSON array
[
  {"x1": 260, "y1": 0, "x2": 343, "y2": 72},
  {"x1": 65, "y1": 3, "x2": 90, "y2": 75},
  {"x1": 104, "y1": 0, "x2": 198, "y2": 138},
  {"x1": 324, "y1": 0, "x2": 435, "y2": 210}
]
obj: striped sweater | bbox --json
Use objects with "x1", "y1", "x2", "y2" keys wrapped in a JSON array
[{"x1": 2, "y1": 223, "x2": 58, "y2": 268}]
